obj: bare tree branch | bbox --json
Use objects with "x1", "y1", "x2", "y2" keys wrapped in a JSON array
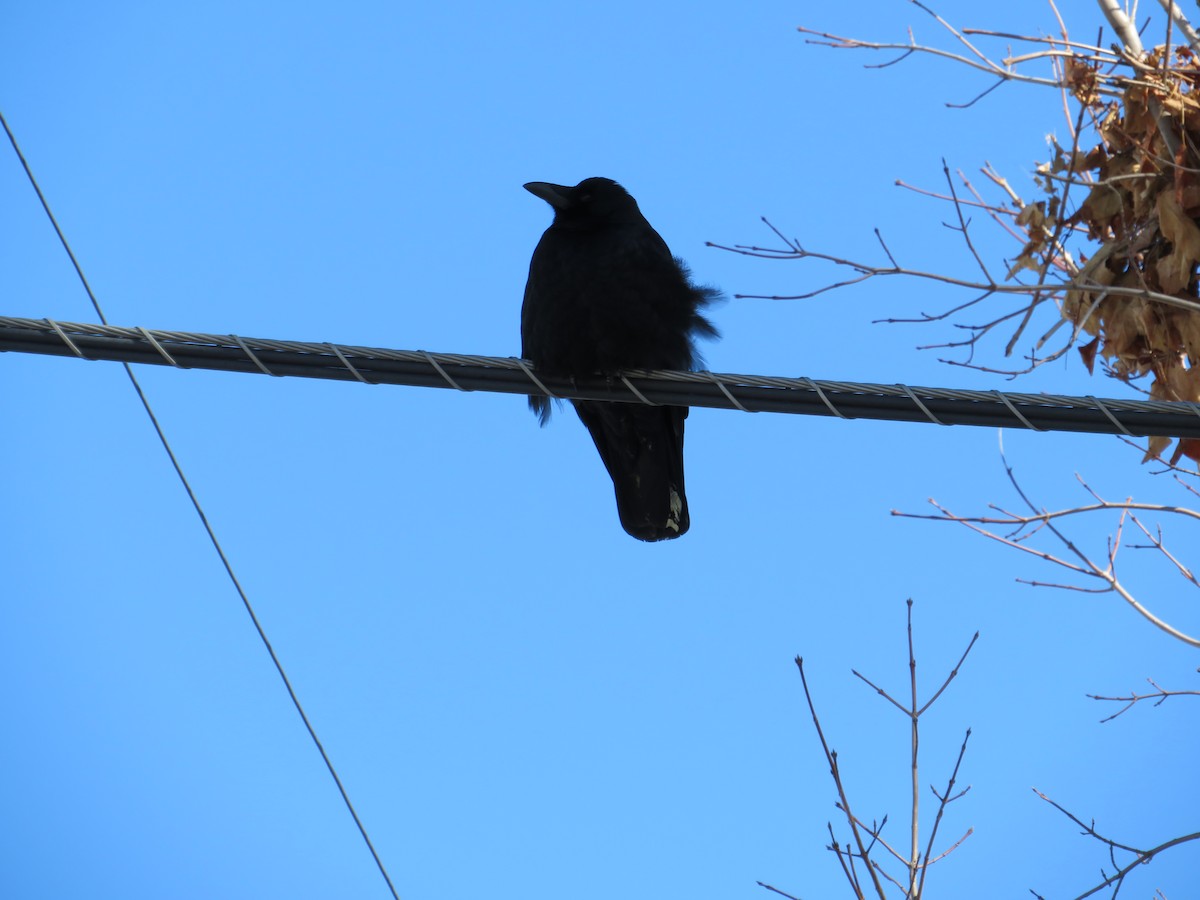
[
  {"x1": 787, "y1": 603, "x2": 976, "y2": 897},
  {"x1": 918, "y1": 729, "x2": 973, "y2": 897},
  {"x1": 1032, "y1": 788, "x2": 1200, "y2": 898},
  {"x1": 795, "y1": 655, "x2": 889, "y2": 900},
  {"x1": 893, "y1": 453, "x2": 1200, "y2": 647},
  {"x1": 756, "y1": 882, "x2": 804, "y2": 900},
  {"x1": 1087, "y1": 676, "x2": 1200, "y2": 721}
]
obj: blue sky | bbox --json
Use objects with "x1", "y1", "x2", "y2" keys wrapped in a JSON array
[{"x1": 2, "y1": 2, "x2": 1197, "y2": 898}]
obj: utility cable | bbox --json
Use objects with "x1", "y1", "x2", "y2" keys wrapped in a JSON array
[
  {"x1": 1, "y1": 109, "x2": 401, "y2": 900},
  {"x1": 4, "y1": 314, "x2": 1200, "y2": 439}
]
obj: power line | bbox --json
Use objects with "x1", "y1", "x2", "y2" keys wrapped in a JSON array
[
  {"x1": 4, "y1": 314, "x2": 1200, "y2": 439},
  {"x1": 1, "y1": 111, "x2": 402, "y2": 900}
]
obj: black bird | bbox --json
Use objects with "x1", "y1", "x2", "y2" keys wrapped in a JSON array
[{"x1": 521, "y1": 177, "x2": 720, "y2": 541}]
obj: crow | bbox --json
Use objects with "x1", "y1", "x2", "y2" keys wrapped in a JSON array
[{"x1": 521, "y1": 176, "x2": 720, "y2": 541}]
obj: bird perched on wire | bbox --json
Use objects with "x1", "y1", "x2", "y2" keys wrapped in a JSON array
[{"x1": 521, "y1": 176, "x2": 720, "y2": 541}]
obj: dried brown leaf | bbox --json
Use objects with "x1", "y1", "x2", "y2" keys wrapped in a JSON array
[
  {"x1": 1064, "y1": 56, "x2": 1100, "y2": 105},
  {"x1": 1078, "y1": 335, "x2": 1100, "y2": 374},
  {"x1": 1156, "y1": 362, "x2": 1200, "y2": 402},
  {"x1": 1155, "y1": 192, "x2": 1200, "y2": 294},
  {"x1": 1079, "y1": 183, "x2": 1124, "y2": 222},
  {"x1": 1006, "y1": 244, "x2": 1043, "y2": 280},
  {"x1": 1178, "y1": 439, "x2": 1200, "y2": 463},
  {"x1": 1015, "y1": 201, "x2": 1046, "y2": 230},
  {"x1": 1178, "y1": 183, "x2": 1200, "y2": 218},
  {"x1": 1143, "y1": 433, "x2": 1173, "y2": 462},
  {"x1": 1177, "y1": 313, "x2": 1200, "y2": 360}
]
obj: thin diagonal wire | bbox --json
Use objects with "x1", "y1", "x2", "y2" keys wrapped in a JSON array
[
  {"x1": 704, "y1": 370, "x2": 752, "y2": 412},
  {"x1": 231, "y1": 332, "x2": 278, "y2": 376},
  {"x1": 512, "y1": 355, "x2": 558, "y2": 399},
  {"x1": 137, "y1": 325, "x2": 185, "y2": 367},
  {"x1": 43, "y1": 318, "x2": 90, "y2": 358},
  {"x1": 420, "y1": 349, "x2": 469, "y2": 391},
  {"x1": 897, "y1": 382, "x2": 947, "y2": 425},
  {"x1": 619, "y1": 373, "x2": 659, "y2": 406},
  {"x1": 328, "y1": 342, "x2": 377, "y2": 384},
  {"x1": 992, "y1": 389, "x2": 1044, "y2": 432},
  {"x1": 800, "y1": 376, "x2": 853, "y2": 418},
  {"x1": 1, "y1": 108, "x2": 401, "y2": 900},
  {"x1": 1088, "y1": 394, "x2": 1135, "y2": 437}
]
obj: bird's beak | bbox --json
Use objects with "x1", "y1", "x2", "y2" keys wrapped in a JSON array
[{"x1": 524, "y1": 181, "x2": 572, "y2": 210}]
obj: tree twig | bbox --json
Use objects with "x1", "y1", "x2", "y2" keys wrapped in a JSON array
[
  {"x1": 1087, "y1": 677, "x2": 1200, "y2": 722},
  {"x1": 893, "y1": 453, "x2": 1200, "y2": 647},
  {"x1": 1032, "y1": 788, "x2": 1200, "y2": 898}
]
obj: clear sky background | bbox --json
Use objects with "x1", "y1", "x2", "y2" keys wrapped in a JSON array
[{"x1": 2, "y1": 2, "x2": 1197, "y2": 898}]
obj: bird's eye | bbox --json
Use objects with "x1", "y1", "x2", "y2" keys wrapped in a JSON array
[{"x1": 579, "y1": 193, "x2": 592, "y2": 203}]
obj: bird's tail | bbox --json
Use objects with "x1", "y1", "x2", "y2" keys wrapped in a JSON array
[{"x1": 573, "y1": 401, "x2": 690, "y2": 541}]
